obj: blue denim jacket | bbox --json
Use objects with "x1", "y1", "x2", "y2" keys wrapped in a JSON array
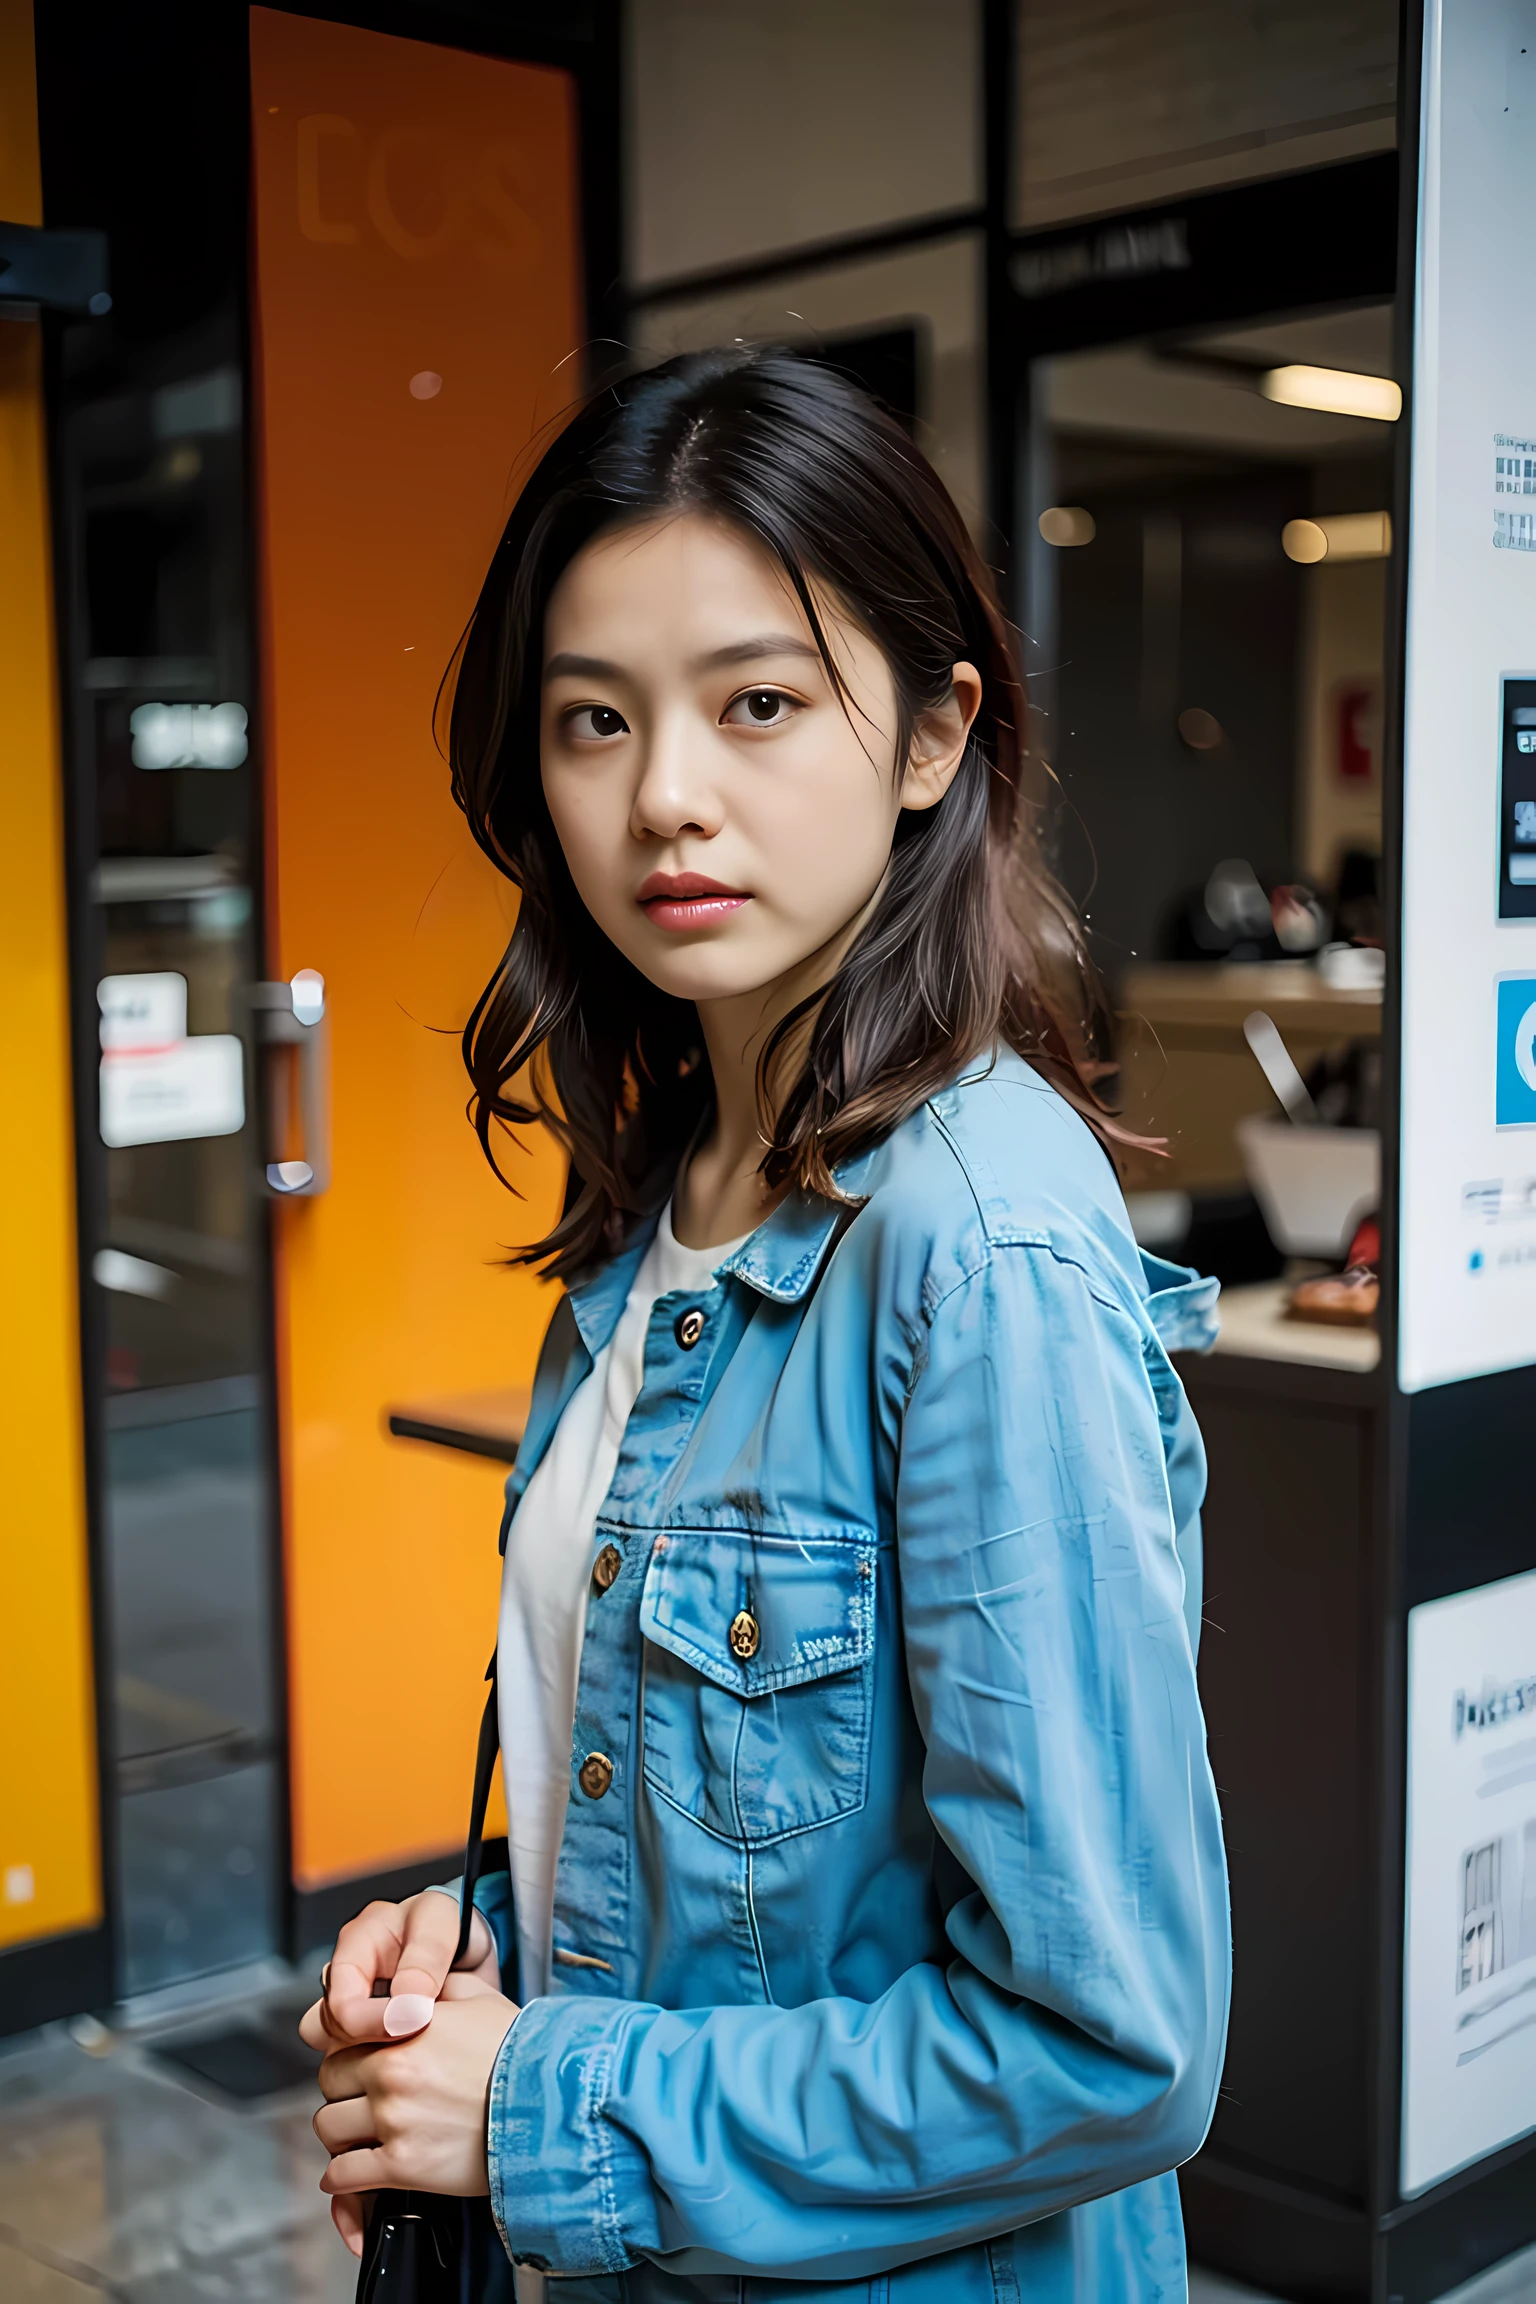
[{"x1": 473, "y1": 1052, "x2": 1230, "y2": 2301}]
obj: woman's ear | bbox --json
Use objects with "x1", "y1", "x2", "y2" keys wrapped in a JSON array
[{"x1": 899, "y1": 661, "x2": 984, "y2": 813}]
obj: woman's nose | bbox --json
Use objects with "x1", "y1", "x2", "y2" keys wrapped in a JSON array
[{"x1": 629, "y1": 717, "x2": 724, "y2": 842}]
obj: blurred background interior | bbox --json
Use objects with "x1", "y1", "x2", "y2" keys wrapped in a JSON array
[{"x1": 6, "y1": 3, "x2": 1526, "y2": 2301}]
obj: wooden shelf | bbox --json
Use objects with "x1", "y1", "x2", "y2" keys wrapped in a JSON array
[
  {"x1": 1121, "y1": 961, "x2": 1382, "y2": 1037},
  {"x1": 384, "y1": 1383, "x2": 530, "y2": 1465},
  {"x1": 1209, "y1": 1279, "x2": 1380, "y2": 1372}
]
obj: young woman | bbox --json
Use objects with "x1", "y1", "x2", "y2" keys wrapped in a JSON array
[{"x1": 302, "y1": 349, "x2": 1230, "y2": 2303}]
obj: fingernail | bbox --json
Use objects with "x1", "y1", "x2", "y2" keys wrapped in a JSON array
[{"x1": 383, "y1": 1993, "x2": 433, "y2": 2036}]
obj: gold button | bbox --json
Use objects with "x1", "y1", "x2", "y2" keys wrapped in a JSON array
[
  {"x1": 592, "y1": 1543, "x2": 622, "y2": 1594},
  {"x1": 728, "y1": 1608, "x2": 760, "y2": 1661},
  {"x1": 675, "y1": 1306, "x2": 706, "y2": 1349},
  {"x1": 578, "y1": 1751, "x2": 614, "y2": 1800}
]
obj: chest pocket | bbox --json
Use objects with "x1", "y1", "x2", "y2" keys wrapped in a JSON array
[{"x1": 637, "y1": 1526, "x2": 875, "y2": 1845}]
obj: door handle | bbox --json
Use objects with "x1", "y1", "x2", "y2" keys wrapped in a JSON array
[{"x1": 253, "y1": 971, "x2": 329, "y2": 1195}]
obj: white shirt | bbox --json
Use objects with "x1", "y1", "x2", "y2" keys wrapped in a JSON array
[{"x1": 495, "y1": 1203, "x2": 748, "y2": 2002}]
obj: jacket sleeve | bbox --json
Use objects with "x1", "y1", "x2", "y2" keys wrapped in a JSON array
[{"x1": 486, "y1": 1240, "x2": 1231, "y2": 2282}]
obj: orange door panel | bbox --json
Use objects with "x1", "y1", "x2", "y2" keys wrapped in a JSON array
[{"x1": 249, "y1": 7, "x2": 576, "y2": 1892}]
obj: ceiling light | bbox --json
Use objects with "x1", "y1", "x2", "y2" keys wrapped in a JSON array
[
  {"x1": 93, "y1": 1247, "x2": 176, "y2": 1300},
  {"x1": 1260, "y1": 364, "x2": 1402, "y2": 421},
  {"x1": 1282, "y1": 513, "x2": 1392, "y2": 564},
  {"x1": 129, "y1": 700, "x2": 249, "y2": 770},
  {"x1": 1038, "y1": 505, "x2": 1096, "y2": 547},
  {"x1": 1177, "y1": 707, "x2": 1224, "y2": 750}
]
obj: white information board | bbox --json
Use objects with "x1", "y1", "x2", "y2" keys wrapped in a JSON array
[
  {"x1": 96, "y1": 972, "x2": 245, "y2": 1148},
  {"x1": 1402, "y1": 1567, "x2": 1536, "y2": 2194},
  {"x1": 99, "y1": 1038, "x2": 246, "y2": 1150},
  {"x1": 1400, "y1": 0, "x2": 1536, "y2": 1388}
]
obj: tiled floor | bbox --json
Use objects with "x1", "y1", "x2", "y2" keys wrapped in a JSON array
[
  {"x1": 1438, "y1": 2254, "x2": 1536, "y2": 2304},
  {"x1": 1, "y1": 1972, "x2": 1533, "y2": 2302},
  {"x1": 0, "y1": 1977, "x2": 350, "y2": 2302},
  {"x1": 1188, "y1": 2252, "x2": 1536, "y2": 2303}
]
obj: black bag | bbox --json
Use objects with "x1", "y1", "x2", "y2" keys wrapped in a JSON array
[
  {"x1": 353, "y1": 2191, "x2": 516, "y2": 2302},
  {"x1": 355, "y1": 1662, "x2": 516, "y2": 2303}
]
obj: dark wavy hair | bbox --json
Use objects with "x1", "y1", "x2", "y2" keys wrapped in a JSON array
[{"x1": 448, "y1": 346, "x2": 1125, "y2": 1277}]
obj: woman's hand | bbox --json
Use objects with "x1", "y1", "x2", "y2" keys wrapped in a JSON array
[
  {"x1": 305, "y1": 1890, "x2": 500, "y2": 2048},
  {"x1": 299, "y1": 1890, "x2": 507, "y2": 2257},
  {"x1": 305, "y1": 1973, "x2": 520, "y2": 2257}
]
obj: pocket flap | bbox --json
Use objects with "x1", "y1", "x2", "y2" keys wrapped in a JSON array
[{"x1": 638, "y1": 1527, "x2": 875, "y2": 1696}]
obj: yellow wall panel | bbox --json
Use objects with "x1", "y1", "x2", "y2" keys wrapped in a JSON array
[{"x1": 0, "y1": 0, "x2": 103, "y2": 1951}]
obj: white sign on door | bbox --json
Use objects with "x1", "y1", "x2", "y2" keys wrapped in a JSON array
[
  {"x1": 97, "y1": 972, "x2": 245, "y2": 1147},
  {"x1": 1402, "y1": 1566, "x2": 1536, "y2": 2195},
  {"x1": 98, "y1": 971, "x2": 187, "y2": 1052}
]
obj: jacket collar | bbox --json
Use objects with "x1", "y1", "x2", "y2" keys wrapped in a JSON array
[
  {"x1": 566, "y1": 1147, "x2": 877, "y2": 1354},
  {"x1": 716, "y1": 1172, "x2": 864, "y2": 1302}
]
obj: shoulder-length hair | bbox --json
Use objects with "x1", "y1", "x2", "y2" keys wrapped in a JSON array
[{"x1": 449, "y1": 346, "x2": 1124, "y2": 1277}]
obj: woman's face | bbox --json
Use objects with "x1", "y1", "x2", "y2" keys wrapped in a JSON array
[{"x1": 540, "y1": 511, "x2": 978, "y2": 1015}]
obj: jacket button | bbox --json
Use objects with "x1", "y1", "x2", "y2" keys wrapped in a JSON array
[
  {"x1": 675, "y1": 1306, "x2": 706, "y2": 1349},
  {"x1": 592, "y1": 1543, "x2": 622, "y2": 1594},
  {"x1": 578, "y1": 1751, "x2": 614, "y2": 1800},
  {"x1": 728, "y1": 1608, "x2": 760, "y2": 1661}
]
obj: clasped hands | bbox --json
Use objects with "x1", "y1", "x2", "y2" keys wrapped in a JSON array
[{"x1": 299, "y1": 1890, "x2": 520, "y2": 2257}]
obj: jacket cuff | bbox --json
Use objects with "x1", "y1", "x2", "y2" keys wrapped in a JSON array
[{"x1": 486, "y1": 1992, "x2": 655, "y2": 2276}]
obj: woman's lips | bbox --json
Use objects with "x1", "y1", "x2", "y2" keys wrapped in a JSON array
[
  {"x1": 636, "y1": 873, "x2": 751, "y2": 932},
  {"x1": 643, "y1": 894, "x2": 750, "y2": 931}
]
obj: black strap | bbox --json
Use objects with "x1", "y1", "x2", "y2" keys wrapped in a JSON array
[
  {"x1": 454, "y1": 1651, "x2": 500, "y2": 1970},
  {"x1": 354, "y1": 1654, "x2": 506, "y2": 2303}
]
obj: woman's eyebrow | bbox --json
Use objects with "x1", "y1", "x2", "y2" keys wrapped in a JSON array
[
  {"x1": 545, "y1": 650, "x2": 625, "y2": 682},
  {"x1": 544, "y1": 634, "x2": 821, "y2": 684},
  {"x1": 691, "y1": 634, "x2": 822, "y2": 672}
]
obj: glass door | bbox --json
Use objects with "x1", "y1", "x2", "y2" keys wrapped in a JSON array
[
  {"x1": 55, "y1": 330, "x2": 282, "y2": 1998},
  {"x1": 39, "y1": 0, "x2": 611, "y2": 1999}
]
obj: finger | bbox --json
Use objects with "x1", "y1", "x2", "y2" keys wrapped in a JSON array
[
  {"x1": 325, "y1": 1902, "x2": 409, "y2": 2041},
  {"x1": 312, "y1": 1977, "x2": 401, "y2": 2049},
  {"x1": 315, "y1": 2096, "x2": 381, "y2": 2154},
  {"x1": 387, "y1": 1893, "x2": 462, "y2": 2013},
  {"x1": 321, "y1": 2144, "x2": 393, "y2": 2197},
  {"x1": 331, "y1": 2195, "x2": 367, "y2": 2259},
  {"x1": 298, "y1": 1997, "x2": 333, "y2": 2053},
  {"x1": 317, "y1": 2042, "x2": 381, "y2": 2102}
]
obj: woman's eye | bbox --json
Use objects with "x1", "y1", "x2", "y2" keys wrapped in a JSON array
[
  {"x1": 723, "y1": 688, "x2": 798, "y2": 728},
  {"x1": 565, "y1": 704, "x2": 629, "y2": 740}
]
